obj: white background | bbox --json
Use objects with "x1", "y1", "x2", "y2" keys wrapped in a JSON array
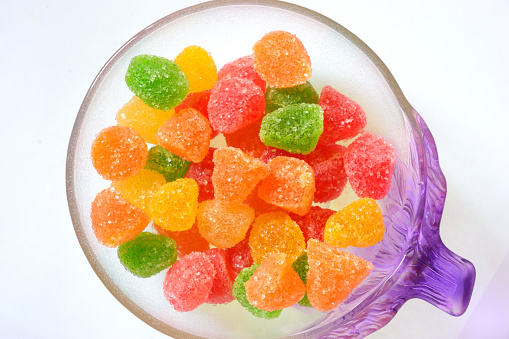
[{"x1": 1, "y1": 0, "x2": 508, "y2": 338}]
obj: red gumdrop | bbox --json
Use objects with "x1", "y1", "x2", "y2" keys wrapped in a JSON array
[
  {"x1": 224, "y1": 117, "x2": 265, "y2": 158},
  {"x1": 318, "y1": 86, "x2": 366, "y2": 144},
  {"x1": 290, "y1": 206, "x2": 335, "y2": 242},
  {"x1": 204, "y1": 249, "x2": 235, "y2": 304},
  {"x1": 302, "y1": 144, "x2": 347, "y2": 203},
  {"x1": 184, "y1": 147, "x2": 216, "y2": 202},
  {"x1": 259, "y1": 146, "x2": 303, "y2": 163},
  {"x1": 224, "y1": 230, "x2": 254, "y2": 281},
  {"x1": 153, "y1": 223, "x2": 210, "y2": 257},
  {"x1": 217, "y1": 55, "x2": 266, "y2": 92},
  {"x1": 174, "y1": 89, "x2": 218, "y2": 139},
  {"x1": 163, "y1": 252, "x2": 215, "y2": 312}
]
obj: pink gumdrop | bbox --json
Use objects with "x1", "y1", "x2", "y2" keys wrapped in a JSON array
[
  {"x1": 204, "y1": 249, "x2": 235, "y2": 304},
  {"x1": 290, "y1": 206, "x2": 335, "y2": 242},
  {"x1": 217, "y1": 56, "x2": 266, "y2": 92},
  {"x1": 184, "y1": 147, "x2": 216, "y2": 202},
  {"x1": 163, "y1": 252, "x2": 215, "y2": 312},
  {"x1": 224, "y1": 233, "x2": 253, "y2": 281},
  {"x1": 344, "y1": 132, "x2": 396, "y2": 200}
]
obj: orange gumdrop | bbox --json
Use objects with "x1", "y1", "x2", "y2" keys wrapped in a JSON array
[
  {"x1": 156, "y1": 108, "x2": 211, "y2": 163},
  {"x1": 252, "y1": 30, "x2": 312, "y2": 88},
  {"x1": 90, "y1": 187, "x2": 150, "y2": 247},
  {"x1": 306, "y1": 239, "x2": 374, "y2": 312},
  {"x1": 212, "y1": 147, "x2": 268, "y2": 206},
  {"x1": 257, "y1": 156, "x2": 315, "y2": 216},
  {"x1": 91, "y1": 125, "x2": 148, "y2": 181},
  {"x1": 245, "y1": 253, "x2": 306, "y2": 311},
  {"x1": 224, "y1": 118, "x2": 265, "y2": 158},
  {"x1": 153, "y1": 223, "x2": 210, "y2": 257}
]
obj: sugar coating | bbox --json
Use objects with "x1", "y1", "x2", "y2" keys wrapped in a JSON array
[
  {"x1": 204, "y1": 248, "x2": 235, "y2": 304},
  {"x1": 259, "y1": 103, "x2": 324, "y2": 155},
  {"x1": 90, "y1": 187, "x2": 150, "y2": 248},
  {"x1": 212, "y1": 147, "x2": 268, "y2": 206},
  {"x1": 225, "y1": 233, "x2": 253, "y2": 281},
  {"x1": 125, "y1": 54, "x2": 189, "y2": 111},
  {"x1": 149, "y1": 178, "x2": 199, "y2": 231},
  {"x1": 265, "y1": 81, "x2": 319, "y2": 113},
  {"x1": 290, "y1": 206, "x2": 335, "y2": 243},
  {"x1": 111, "y1": 169, "x2": 166, "y2": 216},
  {"x1": 197, "y1": 200, "x2": 254, "y2": 249},
  {"x1": 116, "y1": 96, "x2": 174, "y2": 145},
  {"x1": 291, "y1": 251, "x2": 312, "y2": 307},
  {"x1": 184, "y1": 147, "x2": 216, "y2": 202},
  {"x1": 318, "y1": 85, "x2": 367, "y2": 144},
  {"x1": 224, "y1": 117, "x2": 265, "y2": 158},
  {"x1": 156, "y1": 107, "x2": 212, "y2": 163},
  {"x1": 258, "y1": 156, "x2": 315, "y2": 216},
  {"x1": 343, "y1": 132, "x2": 396, "y2": 200},
  {"x1": 306, "y1": 239, "x2": 374, "y2": 312},
  {"x1": 232, "y1": 265, "x2": 282, "y2": 319},
  {"x1": 174, "y1": 45, "x2": 217, "y2": 93},
  {"x1": 91, "y1": 125, "x2": 148, "y2": 181},
  {"x1": 208, "y1": 77, "x2": 266, "y2": 134},
  {"x1": 163, "y1": 252, "x2": 215, "y2": 312},
  {"x1": 245, "y1": 253, "x2": 305, "y2": 311},
  {"x1": 302, "y1": 144, "x2": 347, "y2": 203},
  {"x1": 252, "y1": 30, "x2": 312, "y2": 88},
  {"x1": 324, "y1": 198, "x2": 384, "y2": 248},
  {"x1": 144, "y1": 145, "x2": 190, "y2": 182},
  {"x1": 117, "y1": 232, "x2": 177, "y2": 278},
  {"x1": 217, "y1": 55, "x2": 266, "y2": 91},
  {"x1": 249, "y1": 212, "x2": 305, "y2": 264},
  {"x1": 153, "y1": 223, "x2": 210, "y2": 257}
]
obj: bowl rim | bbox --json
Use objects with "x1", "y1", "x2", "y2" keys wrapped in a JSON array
[{"x1": 66, "y1": 1, "x2": 421, "y2": 338}]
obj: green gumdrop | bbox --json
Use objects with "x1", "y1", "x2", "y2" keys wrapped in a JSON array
[
  {"x1": 125, "y1": 54, "x2": 189, "y2": 111},
  {"x1": 144, "y1": 145, "x2": 190, "y2": 182},
  {"x1": 292, "y1": 251, "x2": 312, "y2": 307},
  {"x1": 117, "y1": 232, "x2": 177, "y2": 278},
  {"x1": 259, "y1": 103, "x2": 324, "y2": 155},
  {"x1": 232, "y1": 264, "x2": 282, "y2": 319},
  {"x1": 265, "y1": 81, "x2": 319, "y2": 113}
]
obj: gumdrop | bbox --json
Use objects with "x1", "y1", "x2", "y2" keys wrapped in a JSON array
[
  {"x1": 197, "y1": 200, "x2": 254, "y2": 249},
  {"x1": 343, "y1": 132, "x2": 396, "y2": 200},
  {"x1": 208, "y1": 77, "x2": 266, "y2": 134},
  {"x1": 144, "y1": 145, "x2": 190, "y2": 182},
  {"x1": 163, "y1": 252, "x2": 215, "y2": 312},
  {"x1": 245, "y1": 253, "x2": 305, "y2": 311},
  {"x1": 249, "y1": 212, "x2": 305, "y2": 264},
  {"x1": 324, "y1": 198, "x2": 384, "y2": 248},
  {"x1": 125, "y1": 54, "x2": 189, "y2": 110},
  {"x1": 224, "y1": 118, "x2": 265, "y2": 158},
  {"x1": 174, "y1": 45, "x2": 217, "y2": 93},
  {"x1": 252, "y1": 30, "x2": 311, "y2": 88},
  {"x1": 259, "y1": 146, "x2": 303, "y2": 163},
  {"x1": 111, "y1": 169, "x2": 166, "y2": 216},
  {"x1": 117, "y1": 232, "x2": 177, "y2": 278},
  {"x1": 116, "y1": 96, "x2": 174, "y2": 145},
  {"x1": 153, "y1": 223, "x2": 210, "y2": 257},
  {"x1": 232, "y1": 265, "x2": 282, "y2": 319},
  {"x1": 290, "y1": 206, "x2": 335, "y2": 243},
  {"x1": 149, "y1": 178, "x2": 198, "y2": 231},
  {"x1": 302, "y1": 144, "x2": 347, "y2": 203},
  {"x1": 175, "y1": 89, "x2": 211, "y2": 118},
  {"x1": 257, "y1": 156, "x2": 315, "y2": 216},
  {"x1": 91, "y1": 125, "x2": 148, "y2": 181},
  {"x1": 259, "y1": 103, "x2": 324, "y2": 155},
  {"x1": 156, "y1": 107, "x2": 211, "y2": 163},
  {"x1": 184, "y1": 147, "x2": 216, "y2": 202},
  {"x1": 265, "y1": 81, "x2": 319, "y2": 113},
  {"x1": 212, "y1": 147, "x2": 268, "y2": 206},
  {"x1": 318, "y1": 85, "x2": 366, "y2": 144},
  {"x1": 244, "y1": 187, "x2": 283, "y2": 216},
  {"x1": 225, "y1": 233, "x2": 253, "y2": 281},
  {"x1": 90, "y1": 187, "x2": 150, "y2": 248},
  {"x1": 217, "y1": 55, "x2": 266, "y2": 91},
  {"x1": 306, "y1": 239, "x2": 374, "y2": 312},
  {"x1": 204, "y1": 249, "x2": 235, "y2": 304},
  {"x1": 291, "y1": 251, "x2": 312, "y2": 307}
]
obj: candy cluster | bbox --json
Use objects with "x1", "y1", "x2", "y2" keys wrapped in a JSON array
[{"x1": 89, "y1": 30, "x2": 396, "y2": 318}]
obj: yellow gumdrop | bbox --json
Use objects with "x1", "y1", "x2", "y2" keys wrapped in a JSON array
[
  {"x1": 149, "y1": 178, "x2": 199, "y2": 231},
  {"x1": 324, "y1": 198, "x2": 385, "y2": 248},
  {"x1": 116, "y1": 96, "x2": 174, "y2": 144},
  {"x1": 111, "y1": 169, "x2": 166, "y2": 217},
  {"x1": 249, "y1": 211, "x2": 305, "y2": 264},
  {"x1": 174, "y1": 46, "x2": 217, "y2": 93}
]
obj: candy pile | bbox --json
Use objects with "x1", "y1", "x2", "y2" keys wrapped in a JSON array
[{"x1": 89, "y1": 30, "x2": 396, "y2": 318}]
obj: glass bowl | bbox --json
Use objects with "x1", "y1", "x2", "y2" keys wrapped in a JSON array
[{"x1": 66, "y1": 0, "x2": 476, "y2": 338}]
